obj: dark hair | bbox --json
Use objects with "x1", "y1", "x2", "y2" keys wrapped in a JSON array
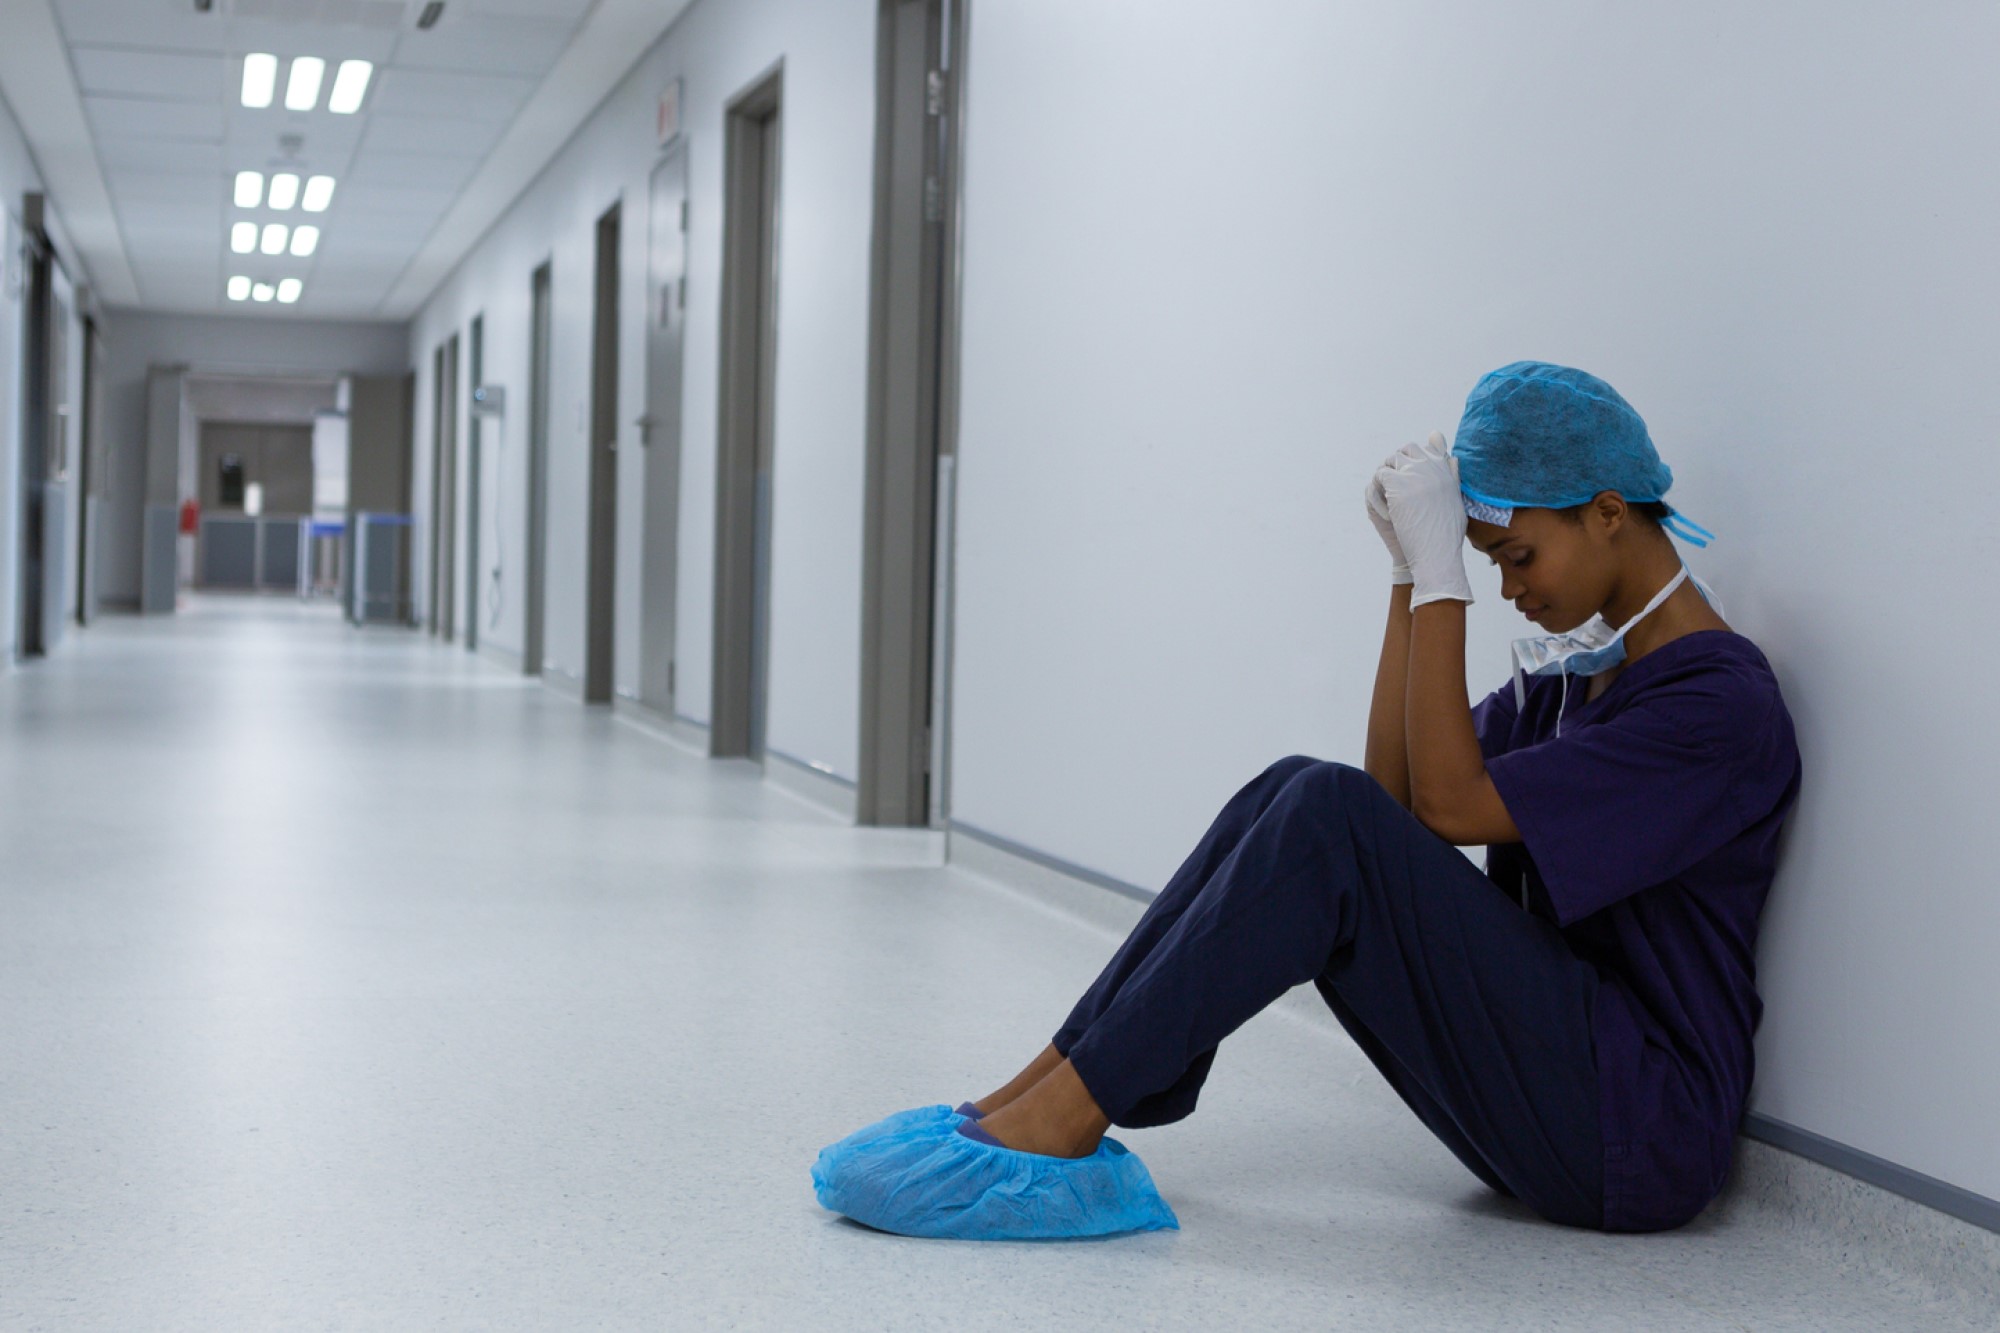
[{"x1": 1554, "y1": 497, "x2": 1675, "y2": 530}]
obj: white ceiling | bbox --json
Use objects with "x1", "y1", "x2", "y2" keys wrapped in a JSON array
[{"x1": 2, "y1": 0, "x2": 692, "y2": 321}]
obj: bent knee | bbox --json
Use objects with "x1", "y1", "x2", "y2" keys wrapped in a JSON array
[
  {"x1": 1266, "y1": 754, "x2": 1322, "y2": 781},
  {"x1": 1277, "y1": 759, "x2": 1382, "y2": 798}
]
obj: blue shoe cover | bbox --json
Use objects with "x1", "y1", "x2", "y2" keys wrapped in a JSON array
[
  {"x1": 812, "y1": 1111, "x2": 1179, "y2": 1240},
  {"x1": 817, "y1": 1103, "x2": 965, "y2": 1161}
]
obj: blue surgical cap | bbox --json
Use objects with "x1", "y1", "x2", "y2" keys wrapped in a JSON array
[{"x1": 1453, "y1": 361, "x2": 1712, "y2": 547}]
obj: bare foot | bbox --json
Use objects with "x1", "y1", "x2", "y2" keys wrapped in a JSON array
[
  {"x1": 974, "y1": 1060, "x2": 1110, "y2": 1159},
  {"x1": 971, "y1": 1042, "x2": 1065, "y2": 1116}
]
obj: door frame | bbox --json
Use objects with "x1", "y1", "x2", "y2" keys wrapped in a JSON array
[
  {"x1": 857, "y1": 0, "x2": 969, "y2": 825},
  {"x1": 711, "y1": 63, "x2": 784, "y2": 759}
]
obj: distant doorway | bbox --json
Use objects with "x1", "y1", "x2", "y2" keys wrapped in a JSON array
[
  {"x1": 583, "y1": 204, "x2": 621, "y2": 704},
  {"x1": 711, "y1": 66, "x2": 783, "y2": 760}
]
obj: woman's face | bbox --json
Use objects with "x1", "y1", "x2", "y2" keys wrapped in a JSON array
[{"x1": 1465, "y1": 507, "x2": 1616, "y2": 634}]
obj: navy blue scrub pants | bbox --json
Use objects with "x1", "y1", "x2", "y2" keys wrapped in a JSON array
[{"x1": 1055, "y1": 756, "x2": 1604, "y2": 1229}]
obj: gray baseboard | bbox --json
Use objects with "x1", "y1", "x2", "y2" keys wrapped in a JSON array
[
  {"x1": 943, "y1": 816, "x2": 2000, "y2": 1295},
  {"x1": 539, "y1": 665, "x2": 584, "y2": 702},
  {"x1": 1717, "y1": 1134, "x2": 2000, "y2": 1312},
  {"x1": 764, "y1": 747, "x2": 858, "y2": 822},
  {"x1": 475, "y1": 639, "x2": 522, "y2": 674},
  {"x1": 611, "y1": 696, "x2": 710, "y2": 757}
]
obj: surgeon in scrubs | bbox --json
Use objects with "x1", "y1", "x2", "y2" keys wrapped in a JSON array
[{"x1": 814, "y1": 361, "x2": 1803, "y2": 1239}]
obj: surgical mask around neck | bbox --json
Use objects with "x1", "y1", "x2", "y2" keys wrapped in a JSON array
[{"x1": 1510, "y1": 566, "x2": 1722, "y2": 735}]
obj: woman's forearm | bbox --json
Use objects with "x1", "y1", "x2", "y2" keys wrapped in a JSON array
[{"x1": 1364, "y1": 584, "x2": 1416, "y2": 809}]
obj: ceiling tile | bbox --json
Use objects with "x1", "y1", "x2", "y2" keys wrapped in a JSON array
[
  {"x1": 71, "y1": 48, "x2": 230, "y2": 102},
  {"x1": 389, "y1": 16, "x2": 579, "y2": 76},
  {"x1": 111, "y1": 172, "x2": 226, "y2": 207},
  {"x1": 451, "y1": 0, "x2": 595, "y2": 19},
  {"x1": 346, "y1": 152, "x2": 475, "y2": 189},
  {"x1": 369, "y1": 67, "x2": 533, "y2": 118},
  {"x1": 96, "y1": 138, "x2": 227, "y2": 175},
  {"x1": 53, "y1": 0, "x2": 234, "y2": 53},
  {"x1": 86, "y1": 96, "x2": 226, "y2": 142},
  {"x1": 358, "y1": 112, "x2": 503, "y2": 158}
]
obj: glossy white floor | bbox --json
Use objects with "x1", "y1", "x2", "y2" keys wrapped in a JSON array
[{"x1": 0, "y1": 597, "x2": 1985, "y2": 1331}]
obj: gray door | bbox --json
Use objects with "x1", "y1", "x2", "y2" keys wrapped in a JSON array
[
  {"x1": 524, "y1": 263, "x2": 552, "y2": 675},
  {"x1": 639, "y1": 145, "x2": 689, "y2": 715},
  {"x1": 429, "y1": 335, "x2": 460, "y2": 640},
  {"x1": 17, "y1": 197, "x2": 62, "y2": 658},
  {"x1": 465, "y1": 316, "x2": 484, "y2": 652},
  {"x1": 583, "y1": 205, "x2": 621, "y2": 705},
  {"x1": 77, "y1": 316, "x2": 106, "y2": 625}
]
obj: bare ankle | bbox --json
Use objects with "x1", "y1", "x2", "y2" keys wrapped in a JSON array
[
  {"x1": 973, "y1": 1042, "x2": 1065, "y2": 1115},
  {"x1": 977, "y1": 1061, "x2": 1110, "y2": 1158}
]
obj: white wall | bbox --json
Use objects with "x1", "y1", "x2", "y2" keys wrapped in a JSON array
[
  {"x1": 96, "y1": 311, "x2": 409, "y2": 604},
  {"x1": 948, "y1": 1, "x2": 2000, "y2": 1205},
  {"x1": 407, "y1": 0, "x2": 877, "y2": 776}
]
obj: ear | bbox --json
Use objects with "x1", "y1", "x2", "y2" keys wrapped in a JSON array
[{"x1": 1589, "y1": 490, "x2": 1629, "y2": 537}]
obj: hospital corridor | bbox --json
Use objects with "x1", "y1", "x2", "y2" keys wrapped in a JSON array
[
  {"x1": 1, "y1": 0, "x2": 1997, "y2": 1328},
  {"x1": 0, "y1": 596, "x2": 1983, "y2": 1328}
]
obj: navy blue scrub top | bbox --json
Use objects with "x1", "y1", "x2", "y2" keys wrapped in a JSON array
[{"x1": 1472, "y1": 630, "x2": 1802, "y2": 1232}]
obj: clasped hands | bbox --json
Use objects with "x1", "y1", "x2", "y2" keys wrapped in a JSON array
[{"x1": 1365, "y1": 432, "x2": 1475, "y2": 607}]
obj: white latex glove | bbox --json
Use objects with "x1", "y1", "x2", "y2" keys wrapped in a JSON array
[
  {"x1": 1365, "y1": 463, "x2": 1414, "y2": 586},
  {"x1": 1381, "y1": 434, "x2": 1474, "y2": 607},
  {"x1": 1365, "y1": 433, "x2": 1448, "y2": 585}
]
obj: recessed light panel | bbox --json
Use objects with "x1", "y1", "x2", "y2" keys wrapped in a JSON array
[
  {"x1": 301, "y1": 176, "x2": 335, "y2": 213},
  {"x1": 268, "y1": 173, "x2": 299, "y2": 210},
  {"x1": 242, "y1": 53, "x2": 277, "y2": 108},
  {"x1": 230, "y1": 222, "x2": 257, "y2": 253},
  {"x1": 252, "y1": 282, "x2": 275, "y2": 302},
  {"x1": 285, "y1": 56, "x2": 325, "y2": 111},
  {"x1": 234, "y1": 170, "x2": 264, "y2": 208},
  {"x1": 277, "y1": 279, "x2": 303, "y2": 304},
  {"x1": 290, "y1": 226, "x2": 320, "y2": 256},
  {"x1": 227, "y1": 276, "x2": 251, "y2": 301},
  {"x1": 261, "y1": 223, "x2": 289, "y2": 254},
  {"x1": 329, "y1": 60, "x2": 372, "y2": 114}
]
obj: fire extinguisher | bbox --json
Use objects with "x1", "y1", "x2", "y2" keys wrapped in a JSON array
[{"x1": 178, "y1": 498, "x2": 199, "y2": 536}]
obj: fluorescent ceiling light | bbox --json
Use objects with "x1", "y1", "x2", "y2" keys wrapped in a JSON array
[
  {"x1": 261, "y1": 223, "x2": 289, "y2": 254},
  {"x1": 290, "y1": 225, "x2": 320, "y2": 257},
  {"x1": 301, "y1": 175, "x2": 335, "y2": 212},
  {"x1": 329, "y1": 60, "x2": 372, "y2": 114},
  {"x1": 268, "y1": 173, "x2": 300, "y2": 210},
  {"x1": 230, "y1": 222, "x2": 257, "y2": 253},
  {"x1": 242, "y1": 53, "x2": 277, "y2": 108},
  {"x1": 252, "y1": 282, "x2": 275, "y2": 303},
  {"x1": 227, "y1": 276, "x2": 251, "y2": 301},
  {"x1": 277, "y1": 279, "x2": 303, "y2": 304},
  {"x1": 234, "y1": 170, "x2": 264, "y2": 208},
  {"x1": 285, "y1": 56, "x2": 325, "y2": 111}
]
